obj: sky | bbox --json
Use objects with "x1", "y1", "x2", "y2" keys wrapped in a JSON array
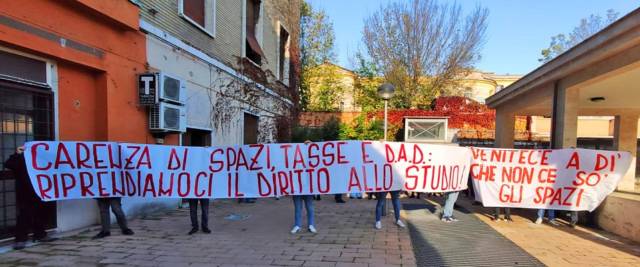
[{"x1": 307, "y1": 0, "x2": 639, "y2": 75}]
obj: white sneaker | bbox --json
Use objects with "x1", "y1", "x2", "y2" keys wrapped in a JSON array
[
  {"x1": 535, "y1": 217, "x2": 543, "y2": 224},
  {"x1": 375, "y1": 221, "x2": 382, "y2": 229},
  {"x1": 396, "y1": 220, "x2": 406, "y2": 228},
  {"x1": 549, "y1": 219, "x2": 559, "y2": 226},
  {"x1": 290, "y1": 226, "x2": 300, "y2": 234},
  {"x1": 308, "y1": 225, "x2": 317, "y2": 233}
]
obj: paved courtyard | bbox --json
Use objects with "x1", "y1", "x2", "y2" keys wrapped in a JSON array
[
  {"x1": 0, "y1": 197, "x2": 414, "y2": 267},
  {"x1": 0, "y1": 195, "x2": 639, "y2": 267}
]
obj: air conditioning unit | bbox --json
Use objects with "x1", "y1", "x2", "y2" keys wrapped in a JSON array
[
  {"x1": 149, "y1": 102, "x2": 186, "y2": 132},
  {"x1": 157, "y1": 72, "x2": 186, "y2": 104}
]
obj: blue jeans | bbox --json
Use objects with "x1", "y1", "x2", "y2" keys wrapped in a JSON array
[
  {"x1": 443, "y1": 191, "x2": 460, "y2": 218},
  {"x1": 375, "y1": 191, "x2": 401, "y2": 222},
  {"x1": 293, "y1": 195, "x2": 314, "y2": 227},
  {"x1": 537, "y1": 209, "x2": 555, "y2": 220}
]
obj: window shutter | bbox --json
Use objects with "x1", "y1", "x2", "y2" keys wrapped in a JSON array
[
  {"x1": 245, "y1": 0, "x2": 265, "y2": 62},
  {"x1": 183, "y1": 0, "x2": 205, "y2": 27}
]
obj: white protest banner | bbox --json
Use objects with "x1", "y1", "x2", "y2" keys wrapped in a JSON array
[
  {"x1": 23, "y1": 141, "x2": 471, "y2": 201},
  {"x1": 470, "y1": 147, "x2": 631, "y2": 211}
]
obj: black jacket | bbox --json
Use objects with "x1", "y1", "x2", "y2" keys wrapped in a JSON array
[{"x1": 4, "y1": 153, "x2": 40, "y2": 203}]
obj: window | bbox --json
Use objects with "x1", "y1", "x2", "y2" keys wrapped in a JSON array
[
  {"x1": 179, "y1": 0, "x2": 216, "y2": 37},
  {"x1": 245, "y1": 0, "x2": 265, "y2": 65},
  {"x1": 182, "y1": 128, "x2": 211, "y2": 146},
  {"x1": 278, "y1": 24, "x2": 290, "y2": 83},
  {"x1": 463, "y1": 87, "x2": 473, "y2": 99},
  {"x1": 404, "y1": 118, "x2": 448, "y2": 143},
  {"x1": 243, "y1": 113, "x2": 259, "y2": 145}
]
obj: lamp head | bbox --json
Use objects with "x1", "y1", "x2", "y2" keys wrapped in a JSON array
[{"x1": 377, "y1": 83, "x2": 395, "y2": 100}]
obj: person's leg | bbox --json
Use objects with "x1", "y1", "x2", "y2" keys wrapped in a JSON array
[
  {"x1": 375, "y1": 192, "x2": 386, "y2": 222},
  {"x1": 535, "y1": 209, "x2": 544, "y2": 224},
  {"x1": 548, "y1": 210, "x2": 555, "y2": 220},
  {"x1": 493, "y1": 207, "x2": 501, "y2": 220},
  {"x1": 110, "y1": 198, "x2": 129, "y2": 231},
  {"x1": 536, "y1": 209, "x2": 545, "y2": 219},
  {"x1": 442, "y1": 192, "x2": 459, "y2": 218},
  {"x1": 201, "y1": 199, "x2": 210, "y2": 231},
  {"x1": 390, "y1": 191, "x2": 401, "y2": 221},
  {"x1": 97, "y1": 199, "x2": 111, "y2": 232},
  {"x1": 293, "y1": 196, "x2": 302, "y2": 227},
  {"x1": 304, "y1": 195, "x2": 315, "y2": 226},
  {"x1": 13, "y1": 200, "x2": 31, "y2": 244},
  {"x1": 188, "y1": 199, "x2": 199, "y2": 229},
  {"x1": 31, "y1": 199, "x2": 48, "y2": 240},
  {"x1": 505, "y1": 208, "x2": 512, "y2": 220},
  {"x1": 570, "y1": 211, "x2": 578, "y2": 226}
]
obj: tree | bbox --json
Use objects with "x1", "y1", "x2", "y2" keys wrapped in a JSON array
[
  {"x1": 304, "y1": 63, "x2": 344, "y2": 111},
  {"x1": 351, "y1": 52, "x2": 383, "y2": 111},
  {"x1": 300, "y1": 1, "x2": 337, "y2": 110},
  {"x1": 539, "y1": 9, "x2": 619, "y2": 63},
  {"x1": 362, "y1": 0, "x2": 488, "y2": 109}
]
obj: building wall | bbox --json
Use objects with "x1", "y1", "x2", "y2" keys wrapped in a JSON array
[
  {"x1": 596, "y1": 192, "x2": 640, "y2": 243},
  {"x1": 138, "y1": 0, "x2": 242, "y2": 69},
  {"x1": 145, "y1": 33, "x2": 289, "y2": 145},
  {"x1": 531, "y1": 116, "x2": 640, "y2": 138},
  {"x1": 138, "y1": 0, "x2": 299, "y2": 85},
  {"x1": 307, "y1": 64, "x2": 359, "y2": 112},
  {"x1": 458, "y1": 79, "x2": 497, "y2": 104},
  {"x1": 0, "y1": 0, "x2": 180, "y2": 233}
]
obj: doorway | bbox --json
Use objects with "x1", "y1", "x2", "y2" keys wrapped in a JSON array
[{"x1": 0, "y1": 81, "x2": 56, "y2": 239}]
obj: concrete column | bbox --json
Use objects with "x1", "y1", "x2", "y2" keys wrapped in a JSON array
[
  {"x1": 551, "y1": 85, "x2": 578, "y2": 149},
  {"x1": 494, "y1": 108, "x2": 515, "y2": 148},
  {"x1": 613, "y1": 114, "x2": 638, "y2": 191}
]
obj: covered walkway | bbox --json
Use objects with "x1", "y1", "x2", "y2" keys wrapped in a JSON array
[{"x1": 487, "y1": 8, "x2": 640, "y2": 242}]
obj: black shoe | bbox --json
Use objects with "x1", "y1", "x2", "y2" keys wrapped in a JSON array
[
  {"x1": 122, "y1": 229, "x2": 134, "y2": 235},
  {"x1": 34, "y1": 236, "x2": 58, "y2": 243},
  {"x1": 202, "y1": 227, "x2": 211, "y2": 234},
  {"x1": 92, "y1": 231, "x2": 111, "y2": 239},
  {"x1": 188, "y1": 228, "x2": 198, "y2": 235},
  {"x1": 336, "y1": 199, "x2": 346, "y2": 203}
]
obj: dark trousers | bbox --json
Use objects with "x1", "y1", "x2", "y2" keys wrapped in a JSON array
[
  {"x1": 494, "y1": 207, "x2": 511, "y2": 219},
  {"x1": 188, "y1": 199, "x2": 210, "y2": 229},
  {"x1": 334, "y1": 194, "x2": 343, "y2": 201},
  {"x1": 97, "y1": 197, "x2": 128, "y2": 232},
  {"x1": 15, "y1": 197, "x2": 47, "y2": 242},
  {"x1": 376, "y1": 191, "x2": 401, "y2": 221}
]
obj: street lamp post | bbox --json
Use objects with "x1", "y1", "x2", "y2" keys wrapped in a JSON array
[
  {"x1": 377, "y1": 83, "x2": 395, "y2": 141},
  {"x1": 377, "y1": 83, "x2": 395, "y2": 217}
]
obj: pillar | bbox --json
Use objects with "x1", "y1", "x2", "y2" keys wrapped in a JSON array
[
  {"x1": 551, "y1": 85, "x2": 578, "y2": 149},
  {"x1": 495, "y1": 108, "x2": 515, "y2": 148},
  {"x1": 613, "y1": 114, "x2": 638, "y2": 191}
]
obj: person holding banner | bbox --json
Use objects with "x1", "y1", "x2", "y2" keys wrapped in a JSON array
[
  {"x1": 4, "y1": 146, "x2": 57, "y2": 250},
  {"x1": 187, "y1": 199, "x2": 211, "y2": 234},
  {"x1": 94, "y1": 198, "x2": 134, "y2": 239},
  {"x1": 374, "y1": 191, "x2": 405, "y2": 229},
  {"x1": 291, "y1": 195, "x2": 316, "y2": 234},
  {"x1": 493, "y1": 207, "x2": 512, "y2": 222},
  {"x1": 569, "y1": 211, "x2": 579, "y2": 227},
  {"x1": 441, "y1": 191, "x2": 461, "y2": 222},
  {"x1": 535, "y1": 209, "x2": 558, "y2": 225}
]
